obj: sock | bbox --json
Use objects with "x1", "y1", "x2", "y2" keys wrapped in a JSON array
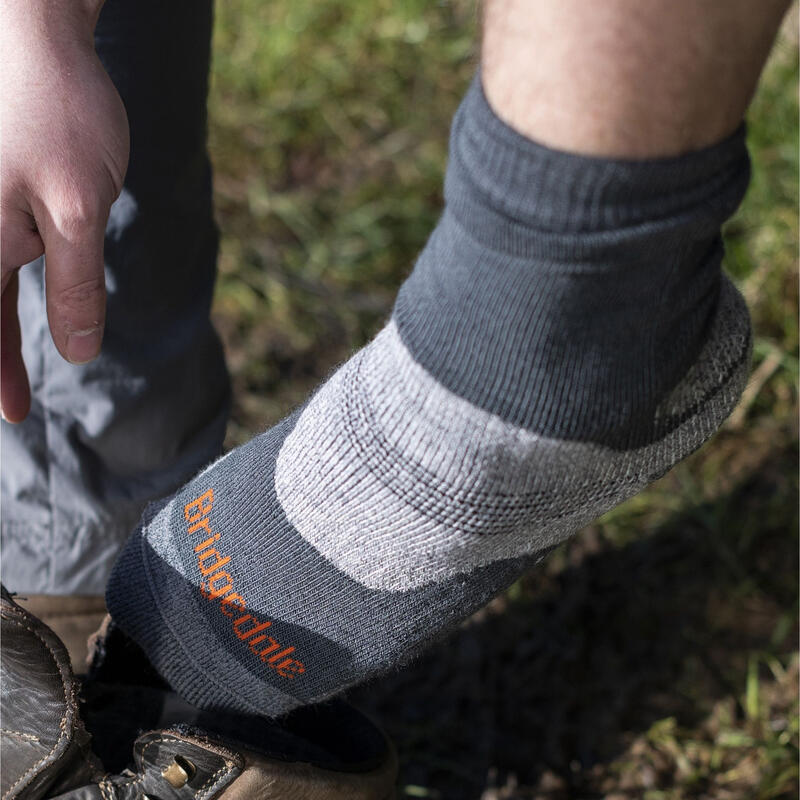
[{"x1": 107, "y1": 75, "x2": 752, "y2": 716}]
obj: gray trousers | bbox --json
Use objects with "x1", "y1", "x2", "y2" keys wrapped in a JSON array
[{"x1": 1, "y1": 0, "x2": 230, "y2": 594}]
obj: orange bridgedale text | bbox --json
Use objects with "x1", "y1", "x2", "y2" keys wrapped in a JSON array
[{"x1": 184, "y1": 489, "x2": 306, "y2": 680}]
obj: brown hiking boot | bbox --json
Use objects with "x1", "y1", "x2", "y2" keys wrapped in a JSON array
[{"x1": 1, "y1": 588, "x2": 397, "y2": 800}]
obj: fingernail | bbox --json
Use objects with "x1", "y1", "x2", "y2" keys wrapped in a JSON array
[{"x1": 66, "y1": 328, "x2": 102, "y2": 364}]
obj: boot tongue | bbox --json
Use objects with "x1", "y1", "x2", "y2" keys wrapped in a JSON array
[{"x1": 0, "y1": 586, "x2": 102, "y2": 799}]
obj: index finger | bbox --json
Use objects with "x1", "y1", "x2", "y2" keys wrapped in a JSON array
[{"x1": 36, "y1": 198, "x2": 107, "y2": 365}]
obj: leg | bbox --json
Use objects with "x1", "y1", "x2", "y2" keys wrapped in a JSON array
[
  {"x1": 1, "y1": 0, "x2": 229, "y2": 596},
  {"x1": 106, "y1": 1, "x2": 790, "y2": 715},
  {"x1": 482, "y1": 0, "x2": 790, "y2": 157}
]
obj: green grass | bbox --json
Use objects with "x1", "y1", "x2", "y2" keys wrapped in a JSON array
[
  {"x1": 207, "y1": 4, "x2": 798, "y2": 797},
  {"x1": 209, "y1": 0, "x2": 478, "y2": 440}
]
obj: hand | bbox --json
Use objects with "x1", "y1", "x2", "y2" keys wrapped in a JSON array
[{"x1": 0, "y1": 0, "x2": 129, "y2": 422}]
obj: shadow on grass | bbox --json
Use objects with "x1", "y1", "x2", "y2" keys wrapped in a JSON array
[{"x1": 351, "y1": 442, "x2": 798, "y2": 799}]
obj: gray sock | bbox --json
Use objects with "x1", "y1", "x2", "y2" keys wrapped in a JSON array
[{"x1": 107, "y1": 74, "x2": 752, "y2": 716}]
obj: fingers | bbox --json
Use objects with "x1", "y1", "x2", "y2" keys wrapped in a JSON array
[
  {"x1": 36, "y1": 196, "x2": 108, "y2": 365},
  {"x1": 1, "y1": 273, "x2": 31, "y2": 423}
]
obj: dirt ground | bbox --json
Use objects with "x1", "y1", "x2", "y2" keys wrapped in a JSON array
[{"x1": 350, "y1": 439, "x2": 798, "y2": 798}]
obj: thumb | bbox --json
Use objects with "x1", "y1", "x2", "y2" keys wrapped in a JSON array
[{"x1": 36, "y1": 198, "x2": 108, "y2": 365}]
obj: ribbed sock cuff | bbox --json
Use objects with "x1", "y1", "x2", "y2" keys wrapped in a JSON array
[{"x1": 444, "y1": 73, "x2": 751, "y2": 254}]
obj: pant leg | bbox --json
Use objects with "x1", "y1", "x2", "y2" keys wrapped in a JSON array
[{"x1": 1, "y1": 0, "x2": 230, "y2": 595}]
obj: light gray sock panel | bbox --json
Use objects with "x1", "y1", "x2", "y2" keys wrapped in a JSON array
[{"x1": 107, "y1": 75, "x2": 752, "y2": 716}]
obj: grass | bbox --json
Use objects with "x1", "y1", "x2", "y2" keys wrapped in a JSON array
[{"x1": 207, "y1": 4, "x2": 798, "y2": 798}]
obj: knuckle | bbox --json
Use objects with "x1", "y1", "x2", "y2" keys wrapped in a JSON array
[{"x1": 52, "y1": 192, "x2": 105, "y2": 239}]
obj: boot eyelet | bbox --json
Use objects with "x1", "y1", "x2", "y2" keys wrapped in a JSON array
[{"x1": 161, "y1": 754, "x2": 196, "y2": 788}]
